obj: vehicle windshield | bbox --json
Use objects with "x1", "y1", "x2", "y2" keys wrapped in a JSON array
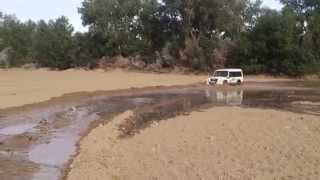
[{"x1": 214, "y1": 71, "x2": 228, "y2": 77}]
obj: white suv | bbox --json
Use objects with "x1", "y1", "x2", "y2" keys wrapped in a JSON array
[{"x1": 207, "y1": 69, "x2": 244, "y2": 85}]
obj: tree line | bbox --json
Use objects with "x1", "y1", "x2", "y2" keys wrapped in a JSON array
[{"x1": 0, "y1": 0, "x2": 320, "y2": 76}]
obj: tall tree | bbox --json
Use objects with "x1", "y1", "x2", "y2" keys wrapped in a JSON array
[
  {"x1": 280, "y1": 0, "x2": 320, "y2": 73},
  {"x1": 0, "y1": 14, "x2": 36, "y2": 66},
  {"x1": 33, "y1": 16, "x2": 74, "y2": 69},
  {"x1": 79, "y1": 0, "x2": 144, "y2": 56}
]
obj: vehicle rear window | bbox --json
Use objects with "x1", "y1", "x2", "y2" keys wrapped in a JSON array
[{"x1": 229, "y1": 72, "x2": 242, "y2": 77}]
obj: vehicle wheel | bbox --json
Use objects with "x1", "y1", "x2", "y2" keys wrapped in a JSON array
[{"x1": 237, "y1": 80, "x2": 242, "y2": 85}]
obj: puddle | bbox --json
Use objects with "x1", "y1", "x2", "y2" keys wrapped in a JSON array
[
  {"x1": 0, "y1": 83, "x2": 319, "y2": 180},
  {"x1": 29, "y1": 134, "x2": 78, "y2": 167},
  {"x1": 241, "y1": 90, "x2": 320, "y2": 115},
  {"x1": 0, "y1": 123, "x2": 37, "y2": 135},
  {"x1": 206, "y1": 90, "x2": 244, "y2": 106},
  {"x1": 32, "y1": 166, "x2": 61, "y2": 180}
]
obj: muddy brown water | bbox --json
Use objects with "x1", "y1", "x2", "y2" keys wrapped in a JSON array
[{"x1": 0, "y1": 82, "x2": 319, "y2": 180}]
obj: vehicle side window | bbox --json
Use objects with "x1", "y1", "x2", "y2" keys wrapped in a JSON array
[
  {"x1": 215, "y1": 71, "x2": 228, "y2": 77},
  {"x1": 229, "y1": 72, "x2": 242, "y2": 77}
]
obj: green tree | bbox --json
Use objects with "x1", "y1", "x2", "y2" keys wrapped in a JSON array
[
  {"x1": 0, "y1": 14, "x2": 36, "y2": 66},
  {"x1": 153, "y1": 0, "x2": 249, "y2": 70},
  {"x1": 243, "y1": 0, "x2": 263, "y2": 30},
  {"x1": 280, "y1": 0, "x2": 320, "y2": 74},
  {"x1": 79, "y1": 0, "x2": 144, "y2": 56},
  {"x1": 78, "y1": 0, "x2": 249, "y2": 70},
  {"x1": 71, "y1": 32, "x2": 100, "y2": 68},
  {"x1": 232, "y1": 8, "x2": 313, "y2": 76},
  {"x1": 33, "y1": 16, "x2": 74, "y2": 70}
]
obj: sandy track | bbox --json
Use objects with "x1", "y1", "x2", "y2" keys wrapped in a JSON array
[
  {"x1": 0, "y1": 69, "x2": 205, "y2": 109},
  {"x1": 67, "y1": 107, "x2": 320, "y2": 180}
]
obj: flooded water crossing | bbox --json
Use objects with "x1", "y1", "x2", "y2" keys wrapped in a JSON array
[{"x1": 0, "y1": 81, "x2": 319, "y2": 180}]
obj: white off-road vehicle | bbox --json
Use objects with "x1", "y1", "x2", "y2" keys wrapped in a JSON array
[{"x1": 207, "y1": 69, "x2": 244, "y2": 86}]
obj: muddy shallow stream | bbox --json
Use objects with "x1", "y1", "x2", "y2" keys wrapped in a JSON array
[{"x1": 0, "y1": 81, "x2": 319, "y2": 180}]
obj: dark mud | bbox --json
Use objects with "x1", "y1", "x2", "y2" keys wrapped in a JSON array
[{"x1": 0, "y1": 81, "x2": 319, "y2": 180}]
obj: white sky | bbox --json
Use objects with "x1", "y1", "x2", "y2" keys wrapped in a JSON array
[
  {"x1": 262, "y1": 0, "x2": 283, "y2": 10},
  {"x1": 0, "y1": 0, "x2": 283, "y2": 32}
]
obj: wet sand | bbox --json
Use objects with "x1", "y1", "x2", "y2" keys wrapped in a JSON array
[{"x1": 67, "y1": 107, "x2": 320, "y2": 180}]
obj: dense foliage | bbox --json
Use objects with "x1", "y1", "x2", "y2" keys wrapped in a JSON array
[
  {"x1": 0, "y1": 0, "x2": 320, "y2": 76},
  {"x1": 230, "y1": 0, "x2": 320, "y2": 76}
]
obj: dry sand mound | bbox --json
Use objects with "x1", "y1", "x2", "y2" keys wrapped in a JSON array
[{"x1": 67, "y1": 107, "x2": 320, "y2": 180}]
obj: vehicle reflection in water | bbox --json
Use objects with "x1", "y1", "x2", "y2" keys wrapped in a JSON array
[{"x1": 205, "y1": 90, "x2": 243, "y2": 106}]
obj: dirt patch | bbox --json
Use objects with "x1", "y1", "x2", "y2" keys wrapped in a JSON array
[
  {"x1": 67, "y1": 107, "x2": 320, "y2": 180},
  {"x1": 0, "y1": 156, "x2": 39, "y2": 180}
]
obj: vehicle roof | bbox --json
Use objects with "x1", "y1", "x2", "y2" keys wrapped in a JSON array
[{"x1": 215, "y1": 69, "x2": 243, "y2": 72}]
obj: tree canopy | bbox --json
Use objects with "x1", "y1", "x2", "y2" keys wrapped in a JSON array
[{"x1": 0, "y1": 0, "x2": 319, "y2": 76}]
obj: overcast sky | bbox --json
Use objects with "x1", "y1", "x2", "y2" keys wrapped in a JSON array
[{"x1": 0, "y1": 0, "x2": 283, "y2": 32}]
